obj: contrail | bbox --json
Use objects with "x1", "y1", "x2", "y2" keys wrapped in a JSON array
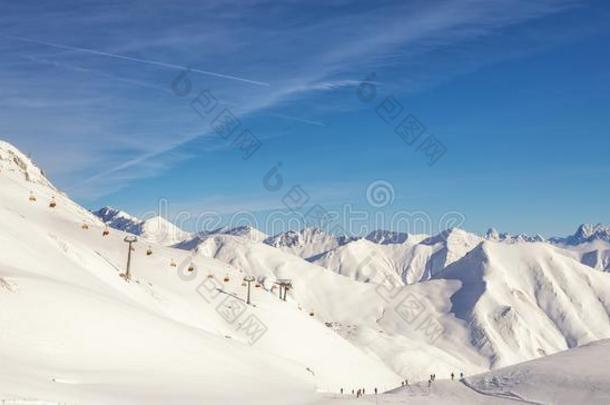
[{"x1": 1, "y1": 34, "x2": 270, "y2": 87}]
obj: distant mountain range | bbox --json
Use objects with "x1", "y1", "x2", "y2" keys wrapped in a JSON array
[{"x1": 93, "y1": 205, "x2": 610, "y2": 274}]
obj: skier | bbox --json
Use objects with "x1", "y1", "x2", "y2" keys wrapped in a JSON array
[
  {"x1": 460, "y1": 372, "x2": 464, "y2": 379},
  {"x1": 351, "y1": 389, "x2": 354, "y2": 395},
  {"x1": 340, "y1": 388, "x2": 343, "y2": 395},
  {"x1": 451, "y1": 372, "x2": 455, "y2": 381},
  {"x1": 405, "y1": 378, "x2": 409, "y2": 386},
  {"x1": 401, "y1": 381, "x2": 405, "y2": 387},
  {"x1": 374, "y1": 387, "x2": 378, "y2": 395},
  {"x1": 428, "y1": 379, "x2": 432, "y2": 388}
]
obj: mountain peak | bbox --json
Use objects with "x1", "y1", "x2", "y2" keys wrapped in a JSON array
[
  {"x1": 0, "y1": 140, "x2": 56, "y2": 190},
  {"x1": 555, "y1": 223, "x2": 610, "y2": 245},
  {"x1": 486, "y1": 228, "x2": 500, "y2": 240}
]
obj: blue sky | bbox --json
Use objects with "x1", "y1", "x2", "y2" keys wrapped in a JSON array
[{"x1": 1, "y1": 0, "x2": 609, "y2": 237}]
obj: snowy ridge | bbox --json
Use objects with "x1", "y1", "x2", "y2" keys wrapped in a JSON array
[
  {"x1": 484, "y1": 228, "x2": 545, "y2": 243},
  {"x1": 173, "y1": 226, "x2": 268, "y2": 250}
]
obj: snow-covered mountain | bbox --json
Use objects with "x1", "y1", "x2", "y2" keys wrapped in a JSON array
[
  {"x1": 550, "y1": 224, "x2": 610, "y2": 272},
  {"x1": 309, "y1": 227, "x2": 484, "y2": 285},
  {"x1": 93, "y1": 206, "x2": 192, "y2": 246},
  {"x1": 221, "y1": 225, "x2": 268, "y2": 242},
  {"x1": 184, "y1": 228, "x2": 610, "y2": 382},
  {"x1": 484, "y1": 227, "x2": 545, "y2": 243},
  {"x1": 174, "y1": 225, "x2": 268, "y2": 250},
  {"x1": 94, "y1": 206, "x2": 141, "y2": 234},
  {"x1": 551, "y1": 223, "x2": 610, "y2": 245},
  {"x1": 263, "y1": 227, "x2": 345, "y2": 259},
  {"x1": 436, "y1": 241, "x2": 610, "y2": 368}
]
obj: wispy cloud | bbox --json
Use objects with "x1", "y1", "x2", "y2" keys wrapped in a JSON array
[{"x1": 0, "y1": 0, "x2": 587, "y2": 203}]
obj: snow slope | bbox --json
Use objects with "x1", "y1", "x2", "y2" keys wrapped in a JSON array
[
  {"x1": 464, "y1": 338, "x2": 610, "y2": 404},
  {"x1": 436, "y1": 241, "x2": 610, "y2": 368},
  {"x1": 189, "y1": 233, "x2": 491, "y2": 380},
  {"x1": 0, "y1": 141, "x2": 402, "y2": 403},
  {"x1": 346, "y1": 339, "x2": 610, "y2": 405}
]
